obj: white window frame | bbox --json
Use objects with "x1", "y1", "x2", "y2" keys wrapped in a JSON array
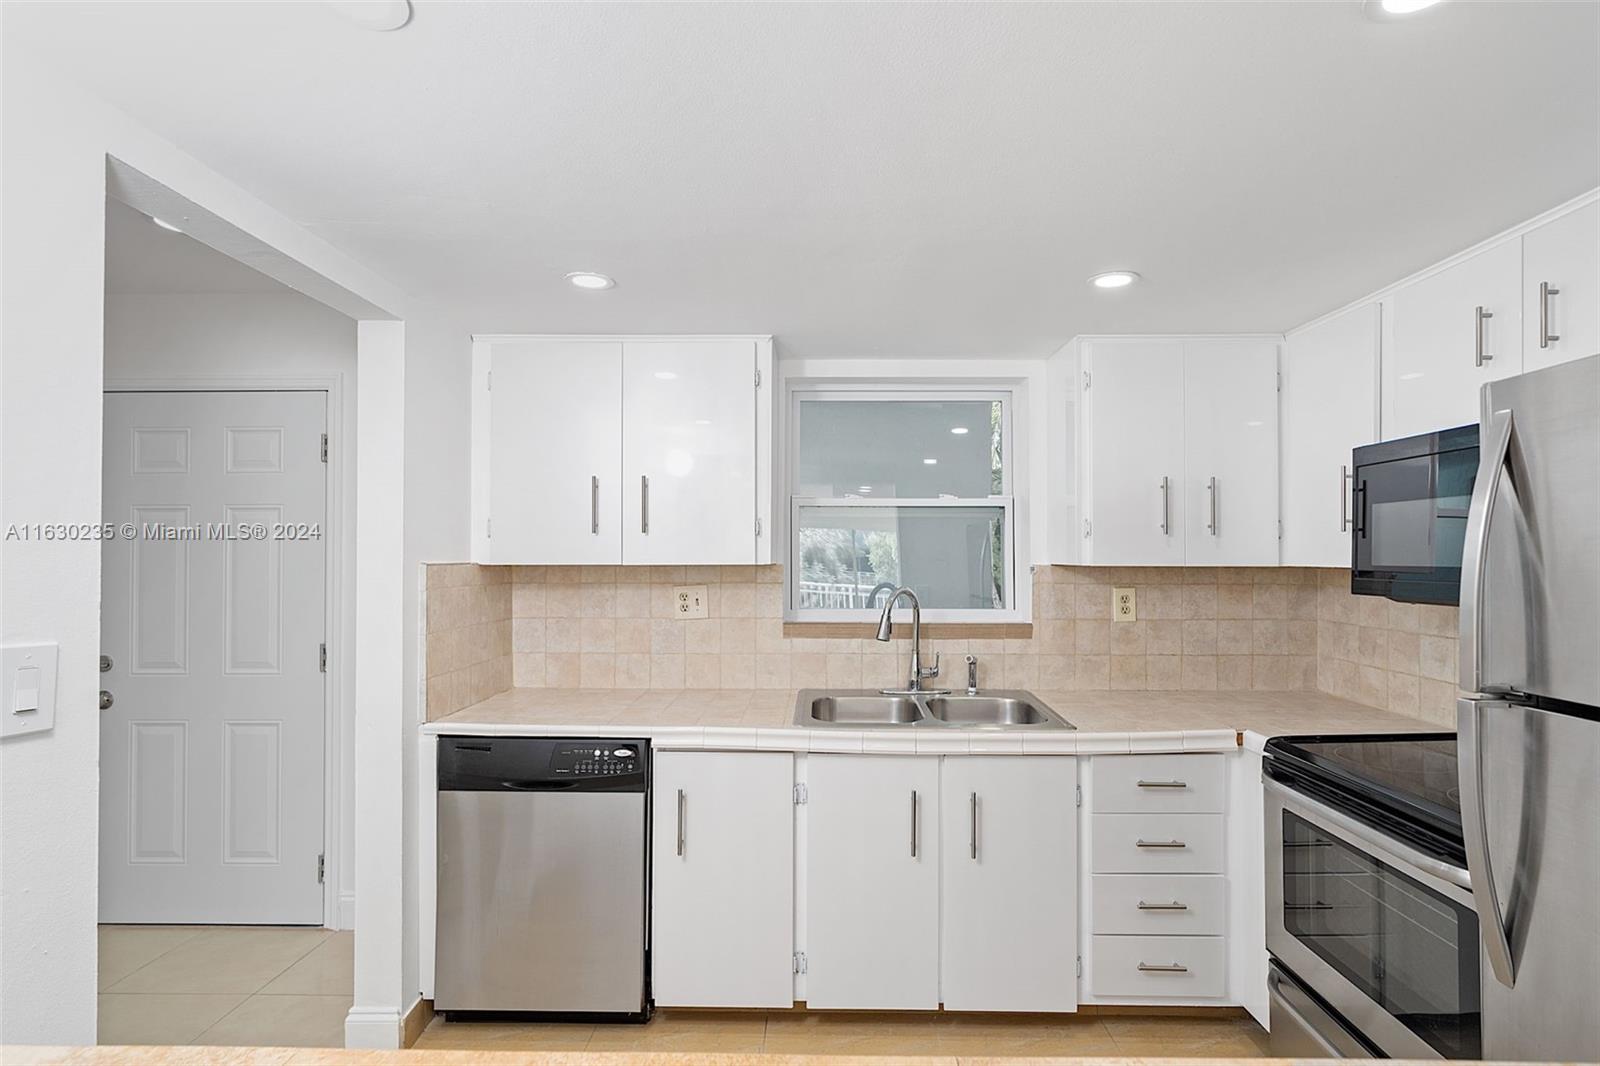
[{"x1": 784, "y1": 386, "x2": 1021, "y2": 624}]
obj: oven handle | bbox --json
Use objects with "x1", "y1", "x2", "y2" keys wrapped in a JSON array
[{"x1": 1264, "y1": 778, "x2": 1472, "y2": 895}]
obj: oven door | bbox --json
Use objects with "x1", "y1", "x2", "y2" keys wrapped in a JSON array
[{"x1": 1265, "y1": 778, "x2": 1481, "y2": 1060}]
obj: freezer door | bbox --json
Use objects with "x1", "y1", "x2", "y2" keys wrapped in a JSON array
[
  {"x1": 1461, "y1": 354, "x2": 1600, "y2": 705},
  {"x1": 1459, "y1": 697, "x2": 1600, "y2": 1061}
]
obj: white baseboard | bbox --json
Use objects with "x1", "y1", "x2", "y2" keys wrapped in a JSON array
[
  {"x1": 344, "y1": 1005, "x2": 403, "y2": 1049},
  {"x1": 336, "y1": 891, "x2": 356, "y2": 931}
]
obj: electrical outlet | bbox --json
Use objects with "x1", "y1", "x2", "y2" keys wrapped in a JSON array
[
  {"x1": 1113, "y1": 587, "x2": 1137, "y2": 622},
  {"x1": 674, "y1": 585, "x2": 709, "y2": 619}
]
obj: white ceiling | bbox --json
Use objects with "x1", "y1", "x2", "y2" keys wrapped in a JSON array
[
  {"x1": 19, "y1": 1, "x2": 1599, "y2": 358},
  {"x1": 105, "y1": 198, "x2": 295, "y2": 295}
]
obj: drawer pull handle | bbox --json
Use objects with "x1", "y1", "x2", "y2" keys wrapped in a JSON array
[
  {"x1": 1137, "y1": 900, "x2": 1189, "y2": 911},
  {"x1": 1135, "y1": 779, "x2": 1187, "y2": 789},
  {"x1": 1135, "y1": 839, "x2": 1187, "y2": 849},
  {"x1": 1138, "y1": 962, "x2": 1190, "y2": 974}
]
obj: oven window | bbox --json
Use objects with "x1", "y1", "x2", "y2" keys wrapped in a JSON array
[{"x1": 1282, "y1": 811, "x2": 1481, "y2": 1058}]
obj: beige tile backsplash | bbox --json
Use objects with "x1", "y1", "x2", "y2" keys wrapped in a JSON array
[{"x1": 422, "y1": 561, "x2": 1459, "y2": 727}]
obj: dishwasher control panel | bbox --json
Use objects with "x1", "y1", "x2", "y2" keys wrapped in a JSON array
[{"x1": 552, "y1": 742, "x2": 640, "y2": 778}]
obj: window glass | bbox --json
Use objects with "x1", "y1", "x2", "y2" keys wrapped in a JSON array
[
  {"x1": 795, "y1": 505, "x2": 1006, "y2": 610},
  {"x1": 795, "y1": 400, "x2": 1003, "y2": 498}
]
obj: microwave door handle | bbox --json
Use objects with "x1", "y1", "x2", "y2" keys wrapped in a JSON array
[
  {"x1": 1460, "y1": 407, "x2": 1514, "y2": 695},
  {"x1": 1459, "y1": 698, "x2": 1517, "y2": 987}
]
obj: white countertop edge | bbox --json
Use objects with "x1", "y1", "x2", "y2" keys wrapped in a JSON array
[
  {"x1": 420, "y1": 719, "x2": 1242, "y2": 755},
  {"x1": 1240, "y1": 729, "x2": 1273, "y2": 755}
]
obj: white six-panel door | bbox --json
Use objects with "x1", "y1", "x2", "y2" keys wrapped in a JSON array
[
  {"x1": 940, "y1": 756, "x2": 1078, "y2": 1012},
  {"x1": 487, "y1": 339, "x2": 623, "y2": 564},
  {"x1": 805, "y1": 755, "x2": 940, "y2": 1010},
  {"x1": 1083, "y1": 339, "x2": 1186, "y2": 565},
  {"x1": 651, "y1": 751, "x2": 794, "y2": 1007},
  {"x1": 100, "y1": 391, "x2": 326, "y2": 924},
  {"x1": 1182, "y1": 339, "x2": 1280, "y2": 566},
  {"x1": 621, "y1": 340, "x2": 758, "y2": 565}
]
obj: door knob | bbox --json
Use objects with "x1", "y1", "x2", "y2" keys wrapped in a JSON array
[{"x1": 99, "y1": 690, "x2": 114, "y2": 711}]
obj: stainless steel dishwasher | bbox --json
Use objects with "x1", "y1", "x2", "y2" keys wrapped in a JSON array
[{"x1": 435, "y1": 735, "x2": 650, "y2": 1019}]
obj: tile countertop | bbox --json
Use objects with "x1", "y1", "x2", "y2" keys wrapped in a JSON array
[{"x1": 421, "y1": 687, "x2": 1440, "y2": 755}]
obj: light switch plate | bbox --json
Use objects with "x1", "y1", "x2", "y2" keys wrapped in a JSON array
[
  {"x1": 1113, "y1": 587, "x2": 1137, "y2": 622},
  {"x1": 2, "y1": 642, "x2": 58, "y2": 739},
  {"x1": 674, "y1": 585, "x2": 709, "y2": 620}
]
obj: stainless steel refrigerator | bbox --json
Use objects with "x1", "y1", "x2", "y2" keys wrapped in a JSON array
[{"x1": 1458, "y1": 352, "x2": 1600, "y2": 1062}]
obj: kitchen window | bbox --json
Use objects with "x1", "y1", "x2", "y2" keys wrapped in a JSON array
[{"x1": 787, "y1": 390, "x2": 1017, "y2": 622}]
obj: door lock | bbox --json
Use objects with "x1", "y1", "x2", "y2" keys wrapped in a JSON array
[{"x1": 99, "y1": 690, "x2": 114, "y2": 711}]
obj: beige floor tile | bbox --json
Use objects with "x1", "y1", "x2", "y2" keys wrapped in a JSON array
[
  {"x1": 761, "y1": 1014, "x2": 949, "y2": 1056},
  {"x1": 96, "y1": 991, "x2": 248, "y2": 1046},
  {"x1": 259, "y1": 932, "x2": 353, "y2": 996},
  {"x1": 411, "y1": 1018, "x2": 597, "y2": 1051},
  {"x1": 584, "y1": 1009, "x2": 766, "y2": 1052},
  {"x1": 98, "y1": 925, "x2": 211, "y2": 991},
  {"x1": 936, "y1": 1015, "x2": 1122, "y2": 1056},
  {"x1": 192, "y1": 993, "x2": 353, "y2": 1048},
  {"x1": 1101, "y1": 1015, "x2": 1270, "y2": 1057},
  {"x1": 105, "y1": 927, "x2": 331, "y2": 995}
]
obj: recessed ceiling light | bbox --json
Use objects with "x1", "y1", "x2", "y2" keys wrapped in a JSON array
[
  {"x1": 150, "y1": 216, "x2": 183, "y2": 233},
  {"x1": 1399, "y1": 372, "x2": 1425, "y2": 381},
  {"x1": 565, "y1": 271, "x2": 615, "y2": 291},
  {"x1": 950, "y1": 427, "x2": 969, "y2": 435},
  {"x1": 325, "y1": 1, "x2": 412, "y2": 31},
  {"x1": 858, "y1": 486, "x2": 873, "y2": 493},
  {"x1": 654, "y1": 371, "x2": 677, "y2": 380},
  {"x1": 923, "y1": 458, "x2": 938, "y2": 465},
  {"x1": 1089, "y1": 271, "x2": 1140, "y2": 289},
  {"x1": 1363, "y1": 0, "x2": 1442, "y2": 18}
]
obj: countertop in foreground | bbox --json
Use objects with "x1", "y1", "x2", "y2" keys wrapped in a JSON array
[{"x1": 422, "y1": 688, "x2": 1439, "y2": 755}]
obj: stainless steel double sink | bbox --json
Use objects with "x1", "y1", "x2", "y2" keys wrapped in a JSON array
[{"x1": 794, "y1": 689, "x2": 1074, "y2": 730}]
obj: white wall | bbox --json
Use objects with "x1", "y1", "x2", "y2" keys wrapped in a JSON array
[
  {"x1": 0, "y1": 43, "x2": 406, "y2": 1044},
  {"x1": 104, "y1": 292, "x2": 360, "y2": 926}
]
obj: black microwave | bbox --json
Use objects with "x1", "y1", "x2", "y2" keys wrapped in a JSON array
[{"x1": 1350, "y1": 424, "x2": 1479, "y2": 605}]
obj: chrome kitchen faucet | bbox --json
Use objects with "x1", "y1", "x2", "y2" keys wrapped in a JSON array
[{"x1": 874, "y1": 587, "x2": 950, "y2": 696}]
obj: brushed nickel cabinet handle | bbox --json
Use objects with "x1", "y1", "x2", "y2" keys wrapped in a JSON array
[
  {"x1": 1135, "y1": 838, "x2": 1187, "y2": 849},
  {"x1": 640, "y1": 476, "x2": 650, "y2": 534},
  {"x1": 1340, "y1": 465, "x2": 1353, "y2": 533},
  {"x1": 675, "y1": 788, "x2": 685, "y2": 857},
  {"x1": 591, "y1": 476, "x2": 600, "y2": 534},
  {"x1": 970, "y1": 791, "x2": 979, "y2": 860},
  {"x1": 1136, "y1": 779, "x2": 1187, "y2": 789},
  {"x1": 1540, "y1": 281, "x2": 1561, "y2": 349},
  {"x1": 1475, "y1": 305, "x2": 1495, "y2": 366},
  {"x1": 1207, "y1": 476, "x2": 1218, "y2": 535},
  {"x1": 1137, "y1": 900, "x2": 1189, "y2": 911},
  {"x1": 910, "y1": 791, "x2": 919, "y2": 859},
  {"x1": 1159, "y1": 476, "x2": 1170, "y2": 535},
  {"x1": 1138, "y1": 962, "x2": 1189, "y2": 973}
]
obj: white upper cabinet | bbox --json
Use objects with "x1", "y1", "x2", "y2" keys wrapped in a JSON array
[
  {"x1": 1386, "y1": 239, "x2": 1521, "y2": 438},
  {"x1": 480, "y1": 338, "x2": 624, "y2": 565},
  {"x1": 1081, "y1": 339, "x2": 1186, "y2": 566},
  {"x1": 1522, "y1": 200, "x2": 1599, "y2": 374},
  {"x1": 472, "y1": 335, "x2": 772, "y2": 565},
  {"x1": 621, "y1": 340, "x2": 759, "y2": 565},
  {"x1": 1281, "y1": 305, "x2": 1380, "y2": 567},
  {"x1": 1182, "y1": 339, "x2": 1280, "y2": 566},
  {"x1": 1082, "y1": 338, "x2": 1279, "y2": 566}
]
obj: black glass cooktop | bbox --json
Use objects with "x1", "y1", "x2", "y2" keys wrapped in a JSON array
[{"x1": 1263, "y1": 732, "x2": 1464, "y2": 866}]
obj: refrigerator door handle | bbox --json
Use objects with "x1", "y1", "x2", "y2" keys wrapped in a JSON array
[
  {"x1": 1460, "y1": 406, "x2": 1514, "y2": 695},
  {"x1": 1459, "y1": 698, "x2": 1517, "y2": 988}
]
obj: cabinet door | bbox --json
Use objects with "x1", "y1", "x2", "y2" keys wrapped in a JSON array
[
  {"x1": 1387, "y1": 240, "x2": 1521, "y2": 438},
  {"x1": 1083, "y1": 339, "x2": 1186, "y2": 565},
  {"x1": 805, "y1": 755, "x2": 939, "y2": 1010},
  {"x1": 1281, "y1": 306, "x2": 1380, "y2": 566},
  {"x1": 651, "y1": 751, "x2": 794, "y2": 1007},
  {"x1": 940, "y1": 757, "x2": 1077, "y2": 1012},
  {"x1": 487, "y1": 339, "x2": 622, "y2": 563},
  {"x1": 622, "y1": 340, "x2": 757, "y2": 565},
  {"x1": 1183, "y1": 339, "x2": 1280, "y2": 565},
  {"x1": 1523, "y1": 201, "x2": 1599, "y2": 373}
]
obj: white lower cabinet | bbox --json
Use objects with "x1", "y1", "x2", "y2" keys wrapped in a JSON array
[
  {"x1": 940, "y1": 757, "x2": 1078, "y2": 1012},
  {"x1": 1091, "y1": 934, "x2": 1228, "y2": 999},
  {"x1": 651, "y1": 751, "x2": 795, "y2": 1007},
  {"x1": 805, "y1": 755, "x2": 941, "y2": 1010}
]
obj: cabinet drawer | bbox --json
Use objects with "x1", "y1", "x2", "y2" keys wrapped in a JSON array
[
  {"x1": 1091, "y1": 814, "x2": 1224, "y2": 874},
  {"x1": 1092, "y1": 875, "x2": 1226, "y2": 936},
  {"x1": 1091, "y1": 935, "x2": 1227, "y2": 998},
  {"x1": 1093, "y1": 754, "x2": 1225, "y2": 813}
]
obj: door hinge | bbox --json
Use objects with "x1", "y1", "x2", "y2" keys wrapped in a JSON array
[
  {"x1": 1083, "y1": 370, "x2": 1091, "y2": 390},
  {"x1": 793, "y1": 783, "x2": 808, "y2": 805},
  {"x1": 317, "y1": 853, "x2": 325, "y2": 884},
  {"x1": 320, "y1": 433, "x2": 329, "y2": 463},
  {"x1": 1083, "y1": 518, "x2": 1093, "y2": 539},
  {"x1": 755, "y1": 516, "x2": 763, "y2": 537},
  {"x1": 1075, "y1": 783, "x2": 1082, "y2": 807},
  {"x1": 486, "y1": 370, "x2": 492, "y2": 391},
  {"x1": 1076, "y1": 955, "x2": 1083, "y2": 978},
  {"x1": 755, "y1": 367, "x2": 763, "y2": 388},
  {"x1": 1276, "y1": 370, "x2": 1282, "y2": 392},
  {"x1": 1278, "y1": 519, "x2": 1284, "y2": 540},
  {"x1": 486, "y1": 518, "x2": 492, "y2": 539},
  {"x1": 319, "y1": 643, "x2": 327, "y2": 673},
  {"x1": 792, "y1": 951, "x2": 808, "y2": 974}
]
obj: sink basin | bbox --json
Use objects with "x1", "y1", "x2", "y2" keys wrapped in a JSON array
[
  {"x1": 923, "y1": 695, "x2": 1054, "y2": 726},
  {"x1": 806, "y1": 694, "x2": 925, "y2": 725},
  {"x1": 793, "y1": 689, "x2": 1073, "y2": 730}
]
